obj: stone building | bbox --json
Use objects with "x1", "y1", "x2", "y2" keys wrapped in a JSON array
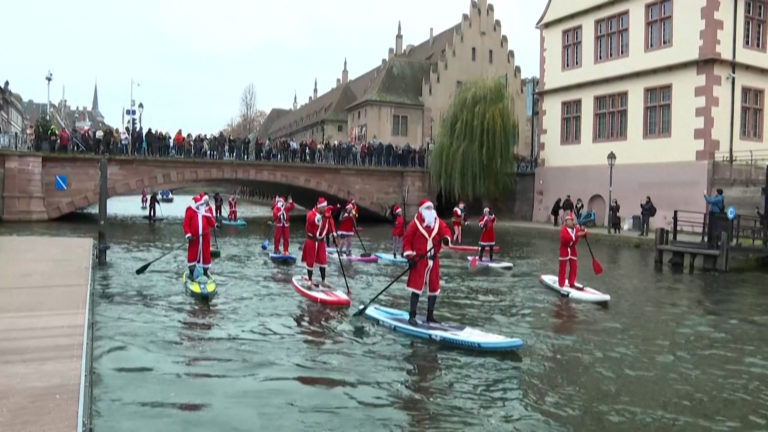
[
  {"x1": 261, "y1": 0, "x2": 527, "y2": 156},
  {"x1": 535, "y1": 0, "x2": 768, "y2": 227},
  {"x1": 0, "y1": 81, "x2": 26, "y2": 142}
]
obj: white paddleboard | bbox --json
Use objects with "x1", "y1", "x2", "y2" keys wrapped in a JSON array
[
  {"x1": 467, "y1": 256, "x2": 514, "y2": 270},
  {"x1": 539, "y1": 274, "x2": 611, "y2": 303}
]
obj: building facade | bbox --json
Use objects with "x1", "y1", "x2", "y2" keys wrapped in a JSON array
[
  {"x1": 0, "y1": 81, "x2": 26, "y2": 142},
  {"x1": 262, "y1": 0, "x2": 527, "y2": 157},
  {"x1": 536, "y1": 0, "x2": 767, "y2": 228}
]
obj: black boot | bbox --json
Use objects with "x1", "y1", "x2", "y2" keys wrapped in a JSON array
[
  {"x1": 489, "y1": 247, "x2": 494, "y2": 262},
  {"x1": 426, "y1": 295, "x2": 440, "y2": 324},
  {"x1": 319, "y1": 267, "x2": 326, "y2": 285},
  {"x1": 306, "y1": 269, "x2": 313, "y2": 285},
  {"x1": 408, "y1": 292, "x2": 420, "y2": 326},
  {"x1": 478, "y1": 246, "x2": 485, "y2": 262},
  {"x1": 203, "y1": 268, "x2": 210, "y2": 277},
  {"x1": 188, "y1": 265, "x2": 196, "y2": 280}
]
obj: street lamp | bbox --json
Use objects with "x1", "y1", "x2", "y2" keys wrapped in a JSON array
[
  {"x1": 45, "y1": 71, "x2": 53, "y2": 116},
  {"x1": 607, "y1": 151, "x2": 617, "y2": 233},
  {"x1": 138, "y1": 102, "x2": 144, "y2": 129}
]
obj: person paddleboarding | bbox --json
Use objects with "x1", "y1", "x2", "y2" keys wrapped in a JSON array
[
  {"x1": 392, "y1": 205, "x2": 405, "y2": 258},
  {"x1": 272, "y1": 195, "x2": 295, "y2": 254},
  {"x1": 141, "y1": 188, "x2": 148, "y2": 208},
  {"x1": 403, "y1": 199, "x2": 452, "y2": 326},
  {"x1": 148, "y1": 192, "x2": 159, "y2": 222},
  {"x1": 300, "y1": 197, "x2": 337, "y2": 288},
  {"x1": 183, "y1": 194, "x2": 216, "y2": 280},
  {"x1": 558, "y1": 211, "x2": 588, "y2": 289},
  {"x1": 213, "y1": 192, "x2": 224, "y2": 219},
  {"x1": 228, "y1": 193, "x2": 238, "y2": 221},
  {"x1": 478, "y1": 207, "x2": 496, "y2": 262},
  {"x1": 452, "y1": 201, "x2": 467, "y2": 244},
  {"x1": 337, "y1": 201, "x2": 358, "y2": 256}
]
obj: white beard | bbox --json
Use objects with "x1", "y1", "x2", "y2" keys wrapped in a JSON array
[{"x1": 421, "y1": 209, "x2": 437, "y2": 227}]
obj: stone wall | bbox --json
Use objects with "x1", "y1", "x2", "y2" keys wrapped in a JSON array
[{"x1": 711, "y1": 162, "x2": 767, "y2": 216}]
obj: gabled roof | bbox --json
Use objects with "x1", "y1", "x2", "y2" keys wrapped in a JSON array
[
  {"x1": 403, "y1": 25, "x2": 459, "y2": 62},
  {"x1": 348, "y1": 58, "x2": 432, "y2": 108}
]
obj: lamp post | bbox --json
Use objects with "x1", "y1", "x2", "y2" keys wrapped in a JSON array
[
  {"x1": 138, "y1": 102, "x2": 144, "y2": 129},
  {"x1": 607, "y1": 151, "x2": 617, "y2": 233},
  {"x1": 45, "y1": 71, "x2": 53, "y2": 116}
]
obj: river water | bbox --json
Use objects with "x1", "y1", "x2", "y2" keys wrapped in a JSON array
[{"x1": 2, "y1": 195, "x2": 766, "y2": 431}]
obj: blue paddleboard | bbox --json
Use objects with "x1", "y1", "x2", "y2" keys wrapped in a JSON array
[
  {"x1": 374, "y1": 252, "x2": 408, "y2": 264},
  {"x1": 269, "y1": 253, "x2": 297, "y2": 264},
  {"x1": 363, "y1": 305, "x2": 523, "y2": 351},
  {"x1": 221, "y1": 219, "x2": 247, "y2": 226}
]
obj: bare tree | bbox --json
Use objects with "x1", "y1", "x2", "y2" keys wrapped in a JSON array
[{"x1": 239, "y1": 83, "x2": 257, "y2": 137}]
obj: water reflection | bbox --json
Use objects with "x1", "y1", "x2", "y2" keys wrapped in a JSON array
[{"x1": 400, "y1": 343, "x2": 442, "y2": 431}]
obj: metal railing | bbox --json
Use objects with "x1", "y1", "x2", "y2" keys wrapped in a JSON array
[
  {"x1": 733, "y1": 213, "x2": 767, "y2": 247},
  {"x1": 672, "y1": 209, "x2": 767, "y2": 248},
  {"x1": 671, "y1": 210, "x2": 707, "y2": 242},
  {"x1": 713, "y1": 149, "x2": 768, "y2": 165},
  {"x1": 0, "y1": 132, "x2": 28, "y2": 150}
]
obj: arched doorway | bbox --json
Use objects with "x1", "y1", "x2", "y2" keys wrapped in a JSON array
[{"x1": 588, "y1": 194, "x2": 606, "y2": 227}]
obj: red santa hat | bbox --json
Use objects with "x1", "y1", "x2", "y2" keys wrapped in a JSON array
[
  {"x1": 192, "y1": 194, "x2": 206, "y2": 209},
  {"x1": 418, "y1": 199, "x2": 433, "y2": 212},
  {"x1": 564, "y1": 211, "x2": 575, "y2": 221},
  {"x1": 317, "y1": 197, "x2": 327, "y2": 208},
  {"x1": 394, "y1": 205, "x2": 402, "y2": 214},
  {"x1": 459, "y1": 201, "x2": 465, "y2": 207}
]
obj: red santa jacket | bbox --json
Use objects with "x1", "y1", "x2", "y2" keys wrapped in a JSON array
[
  {"x1": 305, "y1": 207, "x2": 336, "y2": 240},
  {"x1": 272, "y1": 202, "x2": 295, "y2": 227},
  {"x1": 452, "y1": 207, "x2": 465, "y2": 225},
  {"x1": 403, "y1": 215, "x2": 452, "y2": 258},
  {"x1": 183, "y1": 204, "x2": 216, "y2": 239},
  {"x1": 392, "y1": 214, "x2": 405, "y2": 237},
  {"x1": 559, "y1": 225, "x2": 586, "y2": 260},
  {"x1": 479, "y1": 214, "x2": 496, "y2": 244},
  {"x1": 338, "y1": 205, "x2": 358, "y2": 235},
  {"x1": 228, "y1": 197, "x2": 237, "y2": 210}
]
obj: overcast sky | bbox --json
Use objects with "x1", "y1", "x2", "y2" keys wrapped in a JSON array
[{"x1": 3, "y1": 0, "x2": 546, "y2": 134}]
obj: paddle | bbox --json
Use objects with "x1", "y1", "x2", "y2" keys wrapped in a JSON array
[
  {"x1": 353, "y1": 245, "x2": 435, "y2": 317},
  {"x1": 261, "y1": 239, "x2": 269, "y2": 250},
  {"x1": 158, "y1": 202, "x2": 164, "y2": 219},
  {"x1": 330, "y1": 225, "x2": 352, "y2": 295},
  {"x1": 135, "y1": 238, "x2": 195, "y2": 275},
  {"x1": 583, "y1": 237, "x2": 603, "y2": 275},
  {"x1": 352, "y1": 219, "x2": 371, "y2": 257}
]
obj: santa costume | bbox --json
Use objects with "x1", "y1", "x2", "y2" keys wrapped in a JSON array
[
  {"x1": 141, "y1": 188, "x2": 148, "y2": 206},
  {"x1": 337, "y1": 201, "x2": 358, "y2": 255},
  {"x1": 402, "y1": 199, "x2": 452, "y2": 325},
  {"x1": 478, "y1": 208, "x2": 497, "y2": 261},
  {"x1": 452, "y1": 201, "x2": 466, "y2": 244},
  {"x1": 272, "y1": 195, "x2": 295, "y2": 254},
  {"x1": 392, "y1": 205, "x2": 405, "y2": 258},
  {"x1": 558, "y1": 212, "x2": 587, "y2": 288},
  {"x1": 227, "y1": 194, "x2": 238, "y2": 221},
  {"x1": 300, "y1": 197, "x2": 336, "y2": 286},
  {"x1": 183, "y1": 193, "x2": 217, "y2": 279}
]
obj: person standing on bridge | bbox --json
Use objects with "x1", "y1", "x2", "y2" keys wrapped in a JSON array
[
  {"x1": 184, "y1": 194, "x2": 216, "y2": 280},
  {"x1": 301, "y1": 197, "x2": 336, "y2": 287},
  {"x1": 148, "y1": 192, "x2": 159, "y2": 221},
  {"x1": 452, "y1": 201, "x2": 467, "y2": 244},
  {"x1": 213, "y1": 193, "x2": 223, "y2": 219},
  {"x1": 272, "y1": 195, "x2": 295, "y2": 254},
  {"x1": 228, "y1": 193, "x2": 238, "y2": 221}
]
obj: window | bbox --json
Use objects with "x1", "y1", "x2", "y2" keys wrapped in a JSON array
[
  {"x1": 562, "y1": 26, "x2": 582, "y2": 69},
  {"x1": 741, "y1": 87, "x2": 764, "y2": 140},
  {"x1": 644, "y1": 86, "x2": 672, "y2": 138},
  {"x1": 561, "y1": 100, "x2": 581, "y2": 144},
  {"x1": 646, "y1": 1, "x2": 673, "y2": 51},
  {"x1": 392, "y1": 115, "x2": 408, "y2": 136},
  {"x1": 595, "y1": 12, "x2": 630, "y2": 62},
  {"x1": 489, "y1": 49, "x2": 493, "y2": 64},
  {"x1": 337, "y1": 124, "x2": 343, "y2": 132},
  {"x1": 472, "y1": 47, "x2": 476, "y2": 61},
  {"x1": 745, "y1": 0, "x2": 767, "y2": 51},
  {"x1": 594, "y1": 92, "x2": 628, "y2": 141}
]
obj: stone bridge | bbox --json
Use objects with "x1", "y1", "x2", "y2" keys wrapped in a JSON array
[{"x1": 0, "y1": 152, "x2": 431, "y2": 221}]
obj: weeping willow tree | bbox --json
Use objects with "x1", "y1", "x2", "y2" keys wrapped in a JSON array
[{"x1": 431, "y1": 79, "x2": 518, "y2": 202}]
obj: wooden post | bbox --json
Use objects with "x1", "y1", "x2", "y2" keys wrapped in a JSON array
[
  {"x1": 654, "y1": 228, "x2": 665, "y2": 265},
  {"x1": 717, "y1": 231, "x2": 729, "y2": 271},
  {"x1": 689, "y1": 253, "x2": 696, "y2": 274},
  {"x1": 98, "y1": 156, "x2": 108, "y2": 266},
  {"x1": 672, "y1": 211, "x2": 678, "y2": 241}
]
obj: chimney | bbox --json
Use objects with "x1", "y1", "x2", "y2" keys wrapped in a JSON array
[
  {"x1": 342, "y1": 58, "x2": 349, "y2": 84},
  {"x1": 308, "y1": 96, "x2": 312, "y2": 103},
  {"x1": 313, "y1": 78, "x2": 318, "y2": 100},
  {"x1": 395, "y1": 21, "x2": 403, "y2": 55},
  {"x1": 430, "y1": 27, "x2": 434, "y2": 45}
]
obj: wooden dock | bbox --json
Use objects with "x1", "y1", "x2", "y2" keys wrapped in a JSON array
[{"x1": 0, "y1": 236, "x2": 93, "y2": 432}]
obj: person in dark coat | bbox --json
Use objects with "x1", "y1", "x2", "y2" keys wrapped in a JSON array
[
  {"x1": 551, "y1": 198, "x2": 562, "y2": 227},
  {"x1": 575, "y1": 198, "x2": 584, "y2": 220},
  {"x1": 562, "y1": 195, "x2": 574, "y2": 214},
  {"x1": 640, "y1": 196, "x2": 655, "y2": 236},
  {"x1": 609, "y1": 199, "x2": 621, "y2": 234}
]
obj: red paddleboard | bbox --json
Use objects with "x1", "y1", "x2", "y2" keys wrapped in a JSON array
[
  {"x1": 291, "y1": 276, "x2": 350, "y2": 307},
  {"x1": 448, "y1": 245, "x2": 500, "y2": 253}
]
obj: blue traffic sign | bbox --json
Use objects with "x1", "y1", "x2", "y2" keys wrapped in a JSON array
[
  {"x1": 55, "y1": 175, "x2": 68, "y2": 191},
  {"x1": 726, "y1": 206, "x2": 736, "y2": 220},
  {"x1": 125, "y1": 109, "x2": 136, "y2": 115}
]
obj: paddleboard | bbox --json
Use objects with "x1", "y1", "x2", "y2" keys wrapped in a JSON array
[
  {"x1": 538, "y1": 274, "x2": 611, "y2": 303},
  {"x1": 183, "y1": 271, "x2": 217, "y2": 301},
  {"x1": 374, "y1": 252, "x2": 408, "y2": 264},
  {"x1": 328, "y1": 250, "x2": 378, "y2": 263},
  {"x1": 448, "y1": 245, "x2": 501, "y2": 253},
  {"x1": 142, "y1": 216, "x2": 164, "y2": 221},
  {"x1": 364, "y1": 305, "x2": 523, "y2": 351},
  {"x1": 140, "y1": 205, "x2": 147, "y2": 210},
  {"x1": 221, "y1": 219, "x2": 247, "y2": 226},
  {"x1": 467, "y1": 256, "x2": 514, "y2": 270},
  {"x1": 270, "y1": 252, "x2": 297, "y2": 264},
  {"x1": 291, "y1": 275, "x2": 350, "y2": 306}
]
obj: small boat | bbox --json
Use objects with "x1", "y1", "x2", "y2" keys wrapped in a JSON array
[
  {"x1": 221, "y1": 219, "x2": 247, "y2": 227},
  {"x1": 363, "y1": 305, "x2": 523, "y2": 351},
  {"x1": 183, "y1": 270, "x2": 217, "y2": 301},
  {"x1": 291, "y1": 275, "x2": 349, "y2": 306},
  {"x1": 159, "y1": 190, "x2": 174, "y2": 203},
  {"x1": 538, "y1": 274, "x2": 611, "y2": 303},
  {"x1": 374, "y1": 252, "x2": 408, "y2": 265}
]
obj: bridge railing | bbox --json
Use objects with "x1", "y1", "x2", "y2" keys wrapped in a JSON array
[{"x1": 713, "y1": 149, "x2": 768, "y2": 165}]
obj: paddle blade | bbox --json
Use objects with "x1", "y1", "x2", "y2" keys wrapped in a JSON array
[
  {"x1": 135, "y1": 263, "x2": 151, "y2": 275},
  {"x1": 261, "y1": 239, "x2": 269, "y2": 250},
  {"x1": 592, "y1": 258, "x2": 603, "y2": 275}
]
